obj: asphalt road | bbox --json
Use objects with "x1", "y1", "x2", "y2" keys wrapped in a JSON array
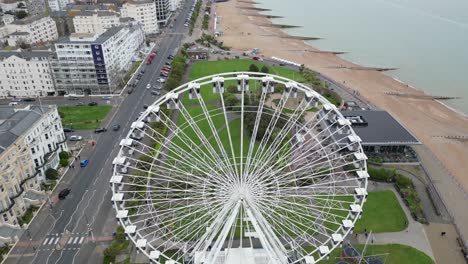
[{"x1": 4, "y1": 2, "x2": 193, "y2": 263}]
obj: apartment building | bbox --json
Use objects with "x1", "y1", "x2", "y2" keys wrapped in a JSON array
[
  {"x1": 3, "y1": 16, "x2": 58, "y2": 46},
  {"x1": 73, "y1": 11, "x2": 121, "y2": 34},
  {"x1": 48, "y1": 0, "x2": 74, "y2": 11},
  {"x1": 0, "y1": 105, "x2": 67, "y2": 226},
  {"x1": 25, "y1": 0, "x2": 47, "y2": 17},
  {"x1": 121, "y1": 0, "x2": 159, "y2": 34},
  {"x1": 0, "y1": 50, "x2": 55, "y2": 98},
  {"x1": 169, "y1": 0, "x2": 181, "y2": 12},
  {"x1": 52, "y1": 25, "x2": 145, "y2": 95},
  {"x1": 154, "y1": 0, "x2": 171, "y2": 25}
]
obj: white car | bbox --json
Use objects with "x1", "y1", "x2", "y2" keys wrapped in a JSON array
[
  {"x1": 69, "y1": 135, "x2": 82, "y2": 141},
  {"x1": 146, "y1": 83, "x2": 151, "y2": 89},
  {"x1": 158, "y1": 78, "x2": 166, "y2": 83}
]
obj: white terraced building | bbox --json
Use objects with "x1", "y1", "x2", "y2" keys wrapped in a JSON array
[
  {"x1": 0, "y1": 105, "x2": 68, "y2": 227},
  {"x1": 0, "y1": 50, "x2": 55, "y2": 98},
  {"x1": 73, "y1": 11, "x2": 121, "y2": 35},
  {"x1": 52, "y1": 25, "x2": 145, "y2": 95},
  {"x1": 120, "y1": 0, "x2": 159, "y2": 34},
  {"x1": 154, "y1": 0, "x2": 171, "y2": 25},
  {"x1": 47, "y1": 0, "x2": 73, "y2": 11},
  {"x1": 2, "y1": 16, "x2": 58, "y2": 46}
]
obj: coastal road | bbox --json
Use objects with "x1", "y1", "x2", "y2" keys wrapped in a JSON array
[{"x1": 3, "y1": 2, "x2": 194, "y2": 264}]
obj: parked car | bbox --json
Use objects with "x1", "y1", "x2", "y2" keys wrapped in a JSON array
[
  {"x1": 146, "y1": 83, "x2": 151, "y2": 89},
  {"x1": 151, "y1": 90, "x2": 161, "y2": 96},
  {"x1": 146, "y1": 60, "x2": 152, "y2": 65},
  {"x1": 160, "y1": 73, "x2": 168, "y2": 78},
  {"x1": 11, "y1": 98, "x2": 21, "y2": 102},
  {"x1": 165, "y1": 62, "x2": 171, "y2": 66},
  {"x1": 68, "y1": 96, "x2": 79, "y2": 100},
  {"x1": 22, "y1": 98, "x2": 36, "y2": 102},
  {"x1": 58, "y1": 188, "x2": 71, "y2": 200},
  {"x1": 167, "y1": 55, "x2": 174, "y2": 59},
  {"x1": 102, "y1": 96, "x2": 112, "y2": 100},
  {"x1": 153, "y1": 85, "x2": 162, "y2": 90},
  {"x1": 253, "y1": 56, "x2": 260, "y2": 61},
  {"x1": 63, "y1": 128, "x2": 74, "y2": 133},
  {"x1": 127, "y1": 88, "x2": 134, "y2": 94},
  {"x1": 112, "y1": 124, "x2": 121, "y2": 131},
  {"x1": 94, "y1": 127, "x2": 107, "y2": 133},
  {"x1": 88, "y1": 102, "x2": 98, "y2": 106},
  {"x1": 143, "y1": 105, "x2": 149, "y2": 109},
  {"x1": 76, "y1": 102, "x2": 85, "y2": 106},
  {"x1": 158, "y1": 78, "x2": 166, "y2": 83},
  {"x1": 69, "y1": 135, "x2": 82, "y2": 141}
]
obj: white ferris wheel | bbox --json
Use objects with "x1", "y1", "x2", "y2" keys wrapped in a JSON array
[{"x1": 110, "y1": 72, "x2": 369, "y2": 264}]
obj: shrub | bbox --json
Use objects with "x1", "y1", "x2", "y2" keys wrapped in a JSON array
[
  {"x1": 45, "y1": 168, "x2": 59, "y2": 180},
  {"x1": 59, "y1": 158, "x2": 69, "y2": 167},
  {"x1": 223, "y1": 93, "x2": 240, "y2": 110},
  {"x1": 227, "y1": 85, "x2": 237, "y2": 94},
  {"x1": 395, "y1": 174, "x2": 412, "y2": 188},
  {"x1": 261, "y1": 65, "x2": 269, "y2": 73},
  {"x1": 367, "y1": 166, "x2": 394, "y2": 181},
  {"x1": 249, "y1": 64, "x2": 259, "y2": 72},
  {"x1": 59, "y1": 151, "x2": 69, "y2": 160}
]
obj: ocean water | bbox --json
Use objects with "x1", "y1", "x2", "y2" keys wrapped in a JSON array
[{"x1": 255, "y1": 0, "x2": 468, "y2": 115}]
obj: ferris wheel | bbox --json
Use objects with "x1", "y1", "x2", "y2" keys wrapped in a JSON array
[{"x1": 110, "y1": 72, "x2": 369, "y2": 264}]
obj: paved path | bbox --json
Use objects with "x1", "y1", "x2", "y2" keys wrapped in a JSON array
[
  {"x1": 413, "y1": 145, "x2": 468, "y2": 249},
  {"x1": 358, "y1": 183, "x2": 434, "y2": 259}
]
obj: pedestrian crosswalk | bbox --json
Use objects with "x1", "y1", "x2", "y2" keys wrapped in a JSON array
[{"x1": 41, "y1": 233, "x2": 88, "y2": 249}]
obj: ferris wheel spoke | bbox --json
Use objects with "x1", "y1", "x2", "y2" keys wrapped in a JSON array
[{"x1": 175, "y1": 101, "x2": 238, "y2": 183}]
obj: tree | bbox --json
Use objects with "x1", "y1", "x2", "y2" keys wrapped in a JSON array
[
  {"x1": 59, "y1": 151, "x2": 70, "y2": 160},
  {"x1": 260, "y1": 65, "x2": 269, "y2": 73},
  {"x1": 249, "y1": 64, "x2": 259, "y2": 72},
  {"x1": 223, "y1": 93, "x2": 240, "y2": 110},
  {"x1": 17, "y1": 2, "x2": 26, "y2": 8},
  {"x1": 299, "y1": 64, "x2": 305, "y2": 73},
  {"x1": 17, "y1": 39, "x2": 30, "y2": 49},
  {"x1": 15, "y1": 10, "x2": 28, "y2": 19},
  {"x1": 226, "y1": 85, "x2": 237, "y2": 94},
  {"x1": 45, "y1": 168, "x2": 59, "y2": 180},
  {"x1": 59, "y1": 158, "x2": 69, "y2": 167}
]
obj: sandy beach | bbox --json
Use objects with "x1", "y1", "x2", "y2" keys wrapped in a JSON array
[{"x1": 215, "y1": 0, "x2": 468, "y2": 192}]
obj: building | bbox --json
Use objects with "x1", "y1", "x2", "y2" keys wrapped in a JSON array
[
  {"x1": 187, "y1": 47, "x2": 209, "y2": 61},
  {"x1": 154, "y1": 0, "x2": 171, "y2": 25},
  {"x1": 73, "y1": 11, "x2": 121, "y2": 34},
  {"x1": 1, "y1": 14, "x2": 15, "y2": 25},
  {"x1": 169, "y1": 0, "x2": 181, "y2": 11},
  {"x1": 321, "y1": 109, "x2": 421, "y2": 163},
  {"x1": 0, "y1": 105, "x2": 67, "y2": 227},
  {"x1": 4, "y1": 16, "x2": 58, "y2": 45},
  {"x1": 25, "y1": 0, "x2": 47, "y2": 17},
  {"x1": 52, "y1": 25, "x2": 145, "y2": 95},
  {"x1": 120, "y1": 0, "x2": 159, "y2": 34},
  {"x1": 0, "y1": 50, "x2": 55, "y2": 98},
  {"x1": 48, "y1": 0, "x2": 74, "y2": 11}
]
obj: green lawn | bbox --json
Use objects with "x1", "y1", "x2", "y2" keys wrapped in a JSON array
[
  {"x1": 59, "y1": 105, "x2": 112, "y2": 130},
  {"x1": 319, "y1": 244, "x2": 434, "y2": 264},
  {"x1": 355, "y1": 190, "x2": 408, "y2": 233}
]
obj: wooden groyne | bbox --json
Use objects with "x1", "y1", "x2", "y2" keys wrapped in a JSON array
[
  {"x1": 238, "y1": 0, "x2": 260, "y2": 4},
  {"x1": 236, "y1": 6, "x2": 272, "y2": 11},
  {"x1": 255, "y1": 23, "x2": 301, "y2": 29},
  {"x1": 280, "y1": 36, "x2": 321, "y2": 41},
  {"x1": 244, "y1": 13, "x2": 284, "y2": 19},
  {"x1": 327, "y1": 66, "x2": 398, "y2": 72},
  {"x1": 385, "y1": 92, "x2": 461, "y2": 100}
]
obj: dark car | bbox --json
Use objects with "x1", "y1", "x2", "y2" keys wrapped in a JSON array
[
  {"x1": 167, "y1": 55, "x2": 174, "y2": 59},
  {"x1": 165, "y1": 62, "x2": 171, "y2": 66},
  {"x1": 58, "y1": 188, "x2": 71, "y2": 200},
  {"x1": 88, "y1": 102, "x2": 98, "y2": 106},
  {"x1": 63, "y1": 128, "x2": 74, "y2": 133},
  {"x1": 112, "y1": 124, "x2": 121, "y2": 131},
  {"x1": 143, "y1": 105, "x2": 149, "y2": 109},
  {"x1": 127, "y1": 88, "x2": 134, "y2": 94},
  {"x1": 68, "y1": 96, "x2": 79, "y2": 100},
  {"x1": 94, "y1": 127, "x2": 107, "y2": 133},
  {"x1": 22, "y1": 98, "x2": 36, "y2": 102}
]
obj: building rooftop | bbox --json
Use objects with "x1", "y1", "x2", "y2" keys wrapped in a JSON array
[
  {"x1": 0, "y1": 105, "x2": 50, "y2": 154},
  {"x1": 0, "y1": 50, "x2": 53, "y2": 60},
  {"x1": 75, "y1": 10, "x2": 117, "y2": 17},
  {"x1": 11, "y1": 15, "x2": 47, "y2": 25},
  {"x1": 339, "y1": 110, "x2": 420, "y2": 146},
  {"x1": 7, "y1": 31, "x2": 30, "y2": 36},
  {"x1": 57, "y1": 25, "x2": 138, "y2": 44},
  {"x1": 124, "y1": 0, "x2": 154, "y2": 5}
]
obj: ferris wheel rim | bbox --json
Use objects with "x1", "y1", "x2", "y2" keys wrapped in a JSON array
[{"x1": 110, "y1": 72, "x2": 368, "y2": 264}]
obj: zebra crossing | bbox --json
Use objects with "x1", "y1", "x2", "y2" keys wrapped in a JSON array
[{"x1": 40, "y1": 233, "x2": 88, "y2": 251}]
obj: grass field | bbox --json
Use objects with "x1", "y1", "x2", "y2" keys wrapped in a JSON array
[
  {"x1": 59, "y1": 105, "x2": 112, "y2": 130},
  {"x1": 355, "y1": 190, "x2": 408, "y2": 233},
  {"x1": 319, "y1": 244, "x2": 434, "y2": 264}
]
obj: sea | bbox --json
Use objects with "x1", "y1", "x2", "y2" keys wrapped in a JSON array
[{"x1": 254, "y1": 0, "x2": 468, "y2": 115}]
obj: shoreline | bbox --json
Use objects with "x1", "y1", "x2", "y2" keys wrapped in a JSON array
[{"x1": 215, "y1": 0, "x2": 468, "y2": 192}]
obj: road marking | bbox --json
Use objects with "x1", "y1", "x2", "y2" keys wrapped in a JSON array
[
  {"x1": 43, "y1": 237, "x2": 50, "y2": 245},
  {"x1": 78, "y1": 237, "x2": 85, "y2": 244},
  {"x1": 67, "y1": 237, "x2": 74, "y2": 244},
  {"x1": 73, "y1": 237, "x2": 80, "y2": 244}
]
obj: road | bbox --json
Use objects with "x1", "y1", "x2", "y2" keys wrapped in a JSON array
[{"x1": 3, "y1": 1, "x2": 194, "y2": 263}]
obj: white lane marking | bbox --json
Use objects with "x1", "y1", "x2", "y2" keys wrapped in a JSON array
[
  {"x1": 67, "y1": 237, "x2": 74, "y2": 244},
  {"x1": 42, "y1": 237, "x2": 49, "y2": 245},
  {"x1": 47, "y1": 237, "x2": 54, "y2": 245},
  {"x1": 78, "y1": 237, "x2": 85, "y2": 244},
  {"x1": 73, "y1": 236, "x2": 80, "y2": 244}
]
